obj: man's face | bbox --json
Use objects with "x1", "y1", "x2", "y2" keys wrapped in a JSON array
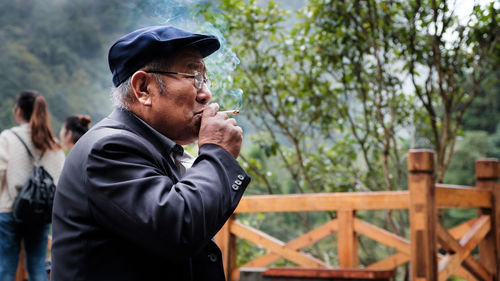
[{"x1": 148, "y1": 49, "x2": 212, "y2": 145}]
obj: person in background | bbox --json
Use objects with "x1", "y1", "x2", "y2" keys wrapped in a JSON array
[
  {"x1": 0, "y1": 90, "x2": 65, "y2": 281},
  {"x1": 51, "y1": 26, "x2": 250, "y2": 281},
  {"x1": 59, "y1": 115, "x2": 92, "y2": 152}
]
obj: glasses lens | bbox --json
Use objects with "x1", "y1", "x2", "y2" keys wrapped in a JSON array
[
  {"x1": 204, "y1": 77, "x2": 211, "y2": 89},
  {"x1": 194, "y1": 71, "x2": 210, "y2": 89},
  {"x1": 193, "y1": 71, "x2": 201, "y2": 89}
]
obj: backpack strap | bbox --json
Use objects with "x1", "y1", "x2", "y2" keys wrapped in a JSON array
[{"x1": 10, "y1": 130, "x2": 43, "y2": 163}]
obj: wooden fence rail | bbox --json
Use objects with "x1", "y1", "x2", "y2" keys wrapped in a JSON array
[{"x1": 215, "y1": 149, "x2": 500, "y2": 281}]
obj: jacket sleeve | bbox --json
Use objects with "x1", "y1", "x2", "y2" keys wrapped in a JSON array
[{"x1": 84, "y1": 133, "x2": 249, "y2": 260}]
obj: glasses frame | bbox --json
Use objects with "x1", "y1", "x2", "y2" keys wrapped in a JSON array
[{"x1": 145, "y1": 70, "x2": 210, "y2": 90}]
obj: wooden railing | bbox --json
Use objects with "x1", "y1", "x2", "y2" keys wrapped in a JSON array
[
  {"x1": 215, "y1": 149, "x2": 500, "y2": 281},
  {"x1": 14, "y1": 150, "x2": 499, "y2": 281}
]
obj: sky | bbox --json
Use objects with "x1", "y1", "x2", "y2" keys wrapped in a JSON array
[{"x1": 454, "y1": 0, "x2": 499, "y2": 23}]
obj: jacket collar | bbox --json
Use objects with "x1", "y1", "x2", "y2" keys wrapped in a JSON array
[{"x1": 108, "y1": 108, "x2": 183, "y2": 158}]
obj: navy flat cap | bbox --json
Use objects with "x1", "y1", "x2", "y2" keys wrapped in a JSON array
[{"x1": 108, "y1": 26, "x2": 221, "y2": 86}]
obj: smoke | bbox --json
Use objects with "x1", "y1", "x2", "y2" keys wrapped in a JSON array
[{"x1": 153, "y1": 0, "x2": 244, "y2": 111}]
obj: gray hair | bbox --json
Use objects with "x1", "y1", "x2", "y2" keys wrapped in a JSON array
[
  {"x1": 110, "y1": 58, "x2": 172, "y2": 109},
  {"x1": 111, "y1": 76, "x2": 133, "y2": 109}
]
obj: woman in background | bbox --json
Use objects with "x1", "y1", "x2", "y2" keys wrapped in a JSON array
[
  {"x1": 59, "y1": 115, "x2": 91, "y2": 152},
  {"x1": 0, "y1": 90, "x2": 65, "y2": 281}
]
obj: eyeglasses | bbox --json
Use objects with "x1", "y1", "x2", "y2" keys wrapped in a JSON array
[{"x1": 145, "y1": 70, "x2": 210, "y2": 90}]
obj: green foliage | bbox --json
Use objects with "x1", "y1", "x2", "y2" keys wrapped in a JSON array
[
  {"x1": 0, "y1": 0, "x2": 121, "y2": 129},
  {"x1": 463, "y1": 72, "x2": 500, "y2": 133},
  {"x1": 202, "y1": 0, "x2": 499, "y2": 190},
  {"x1": 203, "y1": 0, "x2": 365, "y2": 201},
  {"x1": 0, "y1": 0, "x2": 208, "y2": 130},
  {"x1": 200, "y1": 0, "x2": 499, "y2": 273},
  {"x1": 445, "y1": 130, "x2": 498, "y2": 185}
]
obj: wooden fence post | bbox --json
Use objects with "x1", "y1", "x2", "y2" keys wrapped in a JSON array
[
  {"x1": 475, "y1": 158, "x2": 500, "y2": 280},
  {"x1": 215, "y1": 214, "x2": 238, "y2": 281},
  {"x1": 216, "y1": 220, "x2": 230, "y2": 279},
  {"x1": 338, "y1": 209, "x2": 358, "y2": 268},
  {"x1": 408, "y1": 149, "x2": 437, "y2": 281}
]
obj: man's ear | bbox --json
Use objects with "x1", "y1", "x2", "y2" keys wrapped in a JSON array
[{"x1": 130, "y1": 71, "x2": 152, "y2": 106}]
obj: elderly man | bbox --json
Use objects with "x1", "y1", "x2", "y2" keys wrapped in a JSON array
[{"x1": 51, "y1": 26, "x2": 250, "y2": 281}]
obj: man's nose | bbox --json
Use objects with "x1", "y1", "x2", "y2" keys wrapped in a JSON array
[{"x1": 196, "y1": 85, "x2": 211, "y2": 105}]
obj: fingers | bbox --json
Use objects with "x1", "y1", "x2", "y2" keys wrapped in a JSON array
[
  {"x1": 202, "y1": 103, "x2": 219, "y2": 118},
  {"x1": 198, "y1": 111, "x2": 243, "y2": 158},
  {"x1": 218, "y1": 111, "x2": 233, "y2": 120},
  {"x1": 226, "y1": 118, "x2": 238, "y2": 126}
]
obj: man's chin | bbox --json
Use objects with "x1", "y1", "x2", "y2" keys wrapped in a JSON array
[{"x1": 182, "y1": 122, "x2": 201, "y2": 145}]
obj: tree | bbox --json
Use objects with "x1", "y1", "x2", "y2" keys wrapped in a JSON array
[
  {"x1": 462, "y1": 72, "x2": 500, "y2": 133},
  {"x1": 400, "y1": 0, "x2": 499, "y2": 182},
  {"x1": 201, "y1": 0, "x2": 499, "y2": 269},
  {"x1": 203, "y1": 0, "x2": 366, "y2": 265},
  {"x1": 0, "y1": 0, "x2": 181, "y2": 130}
]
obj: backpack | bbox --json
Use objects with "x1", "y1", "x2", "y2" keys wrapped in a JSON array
[{"x1": 10, "y1": 130, "x2": 56, "y2": 224}]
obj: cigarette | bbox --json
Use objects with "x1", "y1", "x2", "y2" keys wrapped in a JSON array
[{"x1": 219, "y1": 109, "x2": 240, "y2": 115}]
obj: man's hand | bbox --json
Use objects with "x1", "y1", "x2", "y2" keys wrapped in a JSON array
[{"x1": 198, "y1": 103, "x2": 243, "y2": 158}]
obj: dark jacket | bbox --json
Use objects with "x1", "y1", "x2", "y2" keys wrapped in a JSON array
[{"x1": 51, "y1": 109, "x2": 250, "y2": 281}]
